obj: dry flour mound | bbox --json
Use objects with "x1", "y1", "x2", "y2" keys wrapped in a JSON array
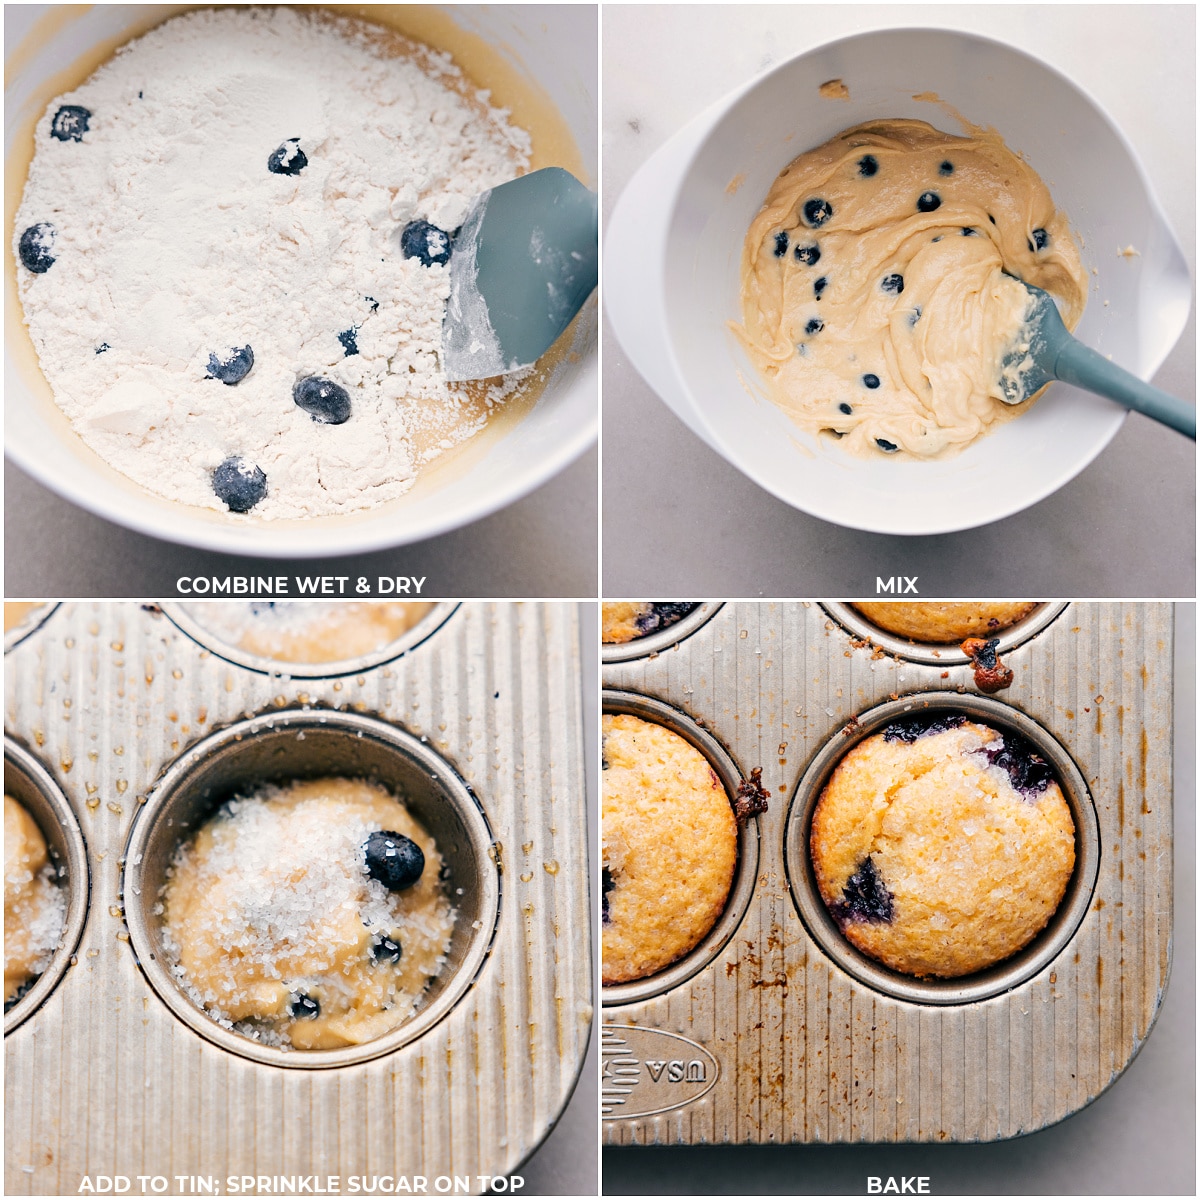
[{"x1": 14, "y1": 6, "x2": 532, "y2": 519}]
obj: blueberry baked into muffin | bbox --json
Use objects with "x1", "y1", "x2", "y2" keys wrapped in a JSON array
[
  {"x1": 602, "y1": 602, "x2": 699, "y2": 645},
  {"x1": 162, "y1": 778, "x2": 454, "y2": 1049},
  {"x1": 850, "y1": 602, "x2": 1038, "y2": 643},
  {"x1": 811, "y1": 714, "x2": 1074, "y2": 978},
  {"x1": 602, "y1": 714, "x2": 736, "y2": 983}
]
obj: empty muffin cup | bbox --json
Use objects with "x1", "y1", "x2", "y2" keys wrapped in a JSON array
[
  {"x1": 4, "y1": 736, "x2": 90, "y2": 1034},
  {"x1": 785, "y1": 691, "x2": 1099, "y2": 1005},
  {"x1": 602, "y1": 689, "x2": 760, "y2": 1005},
  {"x1": 161, "y1": 602, "x2": 458, "y2": 678},
  {"x1": 822, "y1": 602, "x2": 1068, "y2": 666},
  {"x1": 601, "y1": 603, "x2": 723, "y2": 664},
  {"x1": 122, "y1": 708, "x2": 498, "y2": 1067}
]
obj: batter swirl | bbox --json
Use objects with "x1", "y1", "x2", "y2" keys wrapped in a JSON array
[{"x1": 737, "y1": 118, "x2": 1087, "y2": 458}]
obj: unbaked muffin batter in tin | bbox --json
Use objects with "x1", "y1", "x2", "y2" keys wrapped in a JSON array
[{"x1": 602, "y1": 602, "x2": 1172, "y2": 1144}]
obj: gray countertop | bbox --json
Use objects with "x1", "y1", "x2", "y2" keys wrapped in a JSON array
[{"x1": 601, "y1": 4, "x2": 1195, "y2": 597}]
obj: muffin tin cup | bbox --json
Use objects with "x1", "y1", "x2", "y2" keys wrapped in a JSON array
[
  {"x1": 4, "y1": 603, "x2": 60, "y2": 654},
  {"x1": 821, "y1": 602, "x2": 1069, "y2": 666},
  {"x1": 602, "y1": 603, "x2": 724, "y2": 664},
  {"x1": 3, "y1": 736, "x2": 90, "y2": 1034},
  {"x1": 784, "y1": 691, "x2": 1100, "y2": 1007},
  {"x1": 160, "y1": 601, "x2": 459, "y2": 678},
  {"x1": 123, "y1": 707, "x2": 499, "y2": 1069},
  {"x1": 602, "y1": 688, "x2": 759, "y2": 1007}
]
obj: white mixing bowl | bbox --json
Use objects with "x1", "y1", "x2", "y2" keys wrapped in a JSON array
[
  {"x1": 605, "y1": 27, "x2": 1191, "y2": 536},
  {"x1": 5, "y1": 4, "x2": 597, "y2": 556}
]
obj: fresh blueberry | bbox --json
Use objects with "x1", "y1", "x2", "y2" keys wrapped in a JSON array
[
  {"x1": 982, "y1": 731, "x2": 1055, "y2": 797},
  {"x1": 338, "y1": 328, "x2": 359, "y2": 357},
  {"x1": 369, "y1": 935, "x2": 403, "y2": 964},
  {"x1": 633, "y1": 602, "x2": 697, "y2": 635},
  {"x1": 961, "y1": 227, "x2": 977, "y2": 236},
  {"x1": 884, "y1": 713, "x2": 967, "y2": 743},
  {"x1": 773, "y1": 230, "x2": 789, "y2": 257},
  {"x1": 602, "y1": 867, "x2": 614, "y2": 924},
  {"x1": 18, "y1": 223, "x2": 56, "y2": 274},
  {"x1": 293, "y1": 376, "x2": 351, "y2": 425},
  {"x1": 858, "y1": 155, "x2": 878, "y2": 177},
  {"x1": 917, "y1": 191, "x2": 941, "y2": 212},
  {"x1": 400, "y1": 220, "x2": 452, "y2": 267},
  {"x1": 806, "y1": 318, "x2": 824, "y2": 335},
  {"x1": 363, "y1": 830, "x2": 425, "y2": 891},
  {"x1": 1029, "y1": 228, "x2": 1049, "y2": 252},
  {"x1": 794, "y1": 243, "x2": 821, "y2": 266},
  {"x1": 988, "y1": 213, "x2": 996, "y2": 225},
  {"x1": 909, "y1": 306, "x2": 922, "y2": 327},
  {"x1": 206, "y1": 345, "x2": 254, "y2": 385},
  {"x1": 366, "y1": 296, "x2": 379, "y2": 312},
  {"x1": 802, "y1": 197, "x2": 833, "y2": 228},
  {"x1": 813, "y1": 276, "x2": 827, "y2": 300},
  {"x1": 288, "y1": 992, "x2": 320, "y2": 1019},
  {"x1": 50, "y1": 105, "x2": 91, "y2": 143},
  {"x1": 831, "y1": 856, "x2": 894, "y2": 924},
  {"x1": 268, "y1": 138, "x2": 307, "y2": 175},
  {"x1": 211, "y1": 457, "x2": 267, "y2": 513},
  {"x1": 876, "y1": 438, "x2": 899, "y2": 453},
  {"x1": 880, "y1": 273, "x2": 904, "y2": 295},
  {"x1": 862, "y1": 374, "x2": 880, "y2": 389},
  {"x1": 939, "y1": 160, "x2": 954, "y2": 176},
  {"x1": 838, "y1": 402, "x2": 852, "y2": 415},
  {"x1": 95, "y1": 342, "x2": 111, "y2": 355}
]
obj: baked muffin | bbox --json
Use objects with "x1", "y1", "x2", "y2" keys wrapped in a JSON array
[
  {"x1": 602, "y1": 714, "x2": 736, "y2": 983},
  {"x1": 602, "y1": 602, "x2": 698, "y2": 645},
  {"x1": 811, "y1": 714, "x2": 1074, "y2": 978},
  {"x1": 850, "y1": 602, "x2": 1038, "y2": 643}
]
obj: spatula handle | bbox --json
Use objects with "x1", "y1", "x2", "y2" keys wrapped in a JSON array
[{"x1": 1055, "y1": 339, "x2": 1195, "y2": 439}]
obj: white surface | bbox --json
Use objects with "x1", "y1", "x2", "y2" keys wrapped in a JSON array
[
  {"x1": 602, "y1": 4, "x2": 1195, "y2": 591},
  {"x1": 5, "y1": 4, "x2": 598, "y2": 558}
]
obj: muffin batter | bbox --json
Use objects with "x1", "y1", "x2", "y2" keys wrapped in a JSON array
[
  {"x1": 5, "y1": 795, "x2": 67, "y2": 1006},
  {"x1": 851, "y1": 602, "x2": 1038, "y2": 643},
  {"x1": 811, "y1": 715, "x2": 1075, "y2": 978},
  {"x1": 162, "y1": 778, "x2": 454, "y2": 1049},
  {"x1": 4, "y1": 603, "x2": 49, "y2": 633},
  {"x1": 737, "y1": 119, "x2": 1088, "y2": 458},
  {"x1": 602, "y1": 713, "x2": 736, "y2": 984},
  {"x1": 183, "y1": 601, "x2": 433, "y2": 664}
]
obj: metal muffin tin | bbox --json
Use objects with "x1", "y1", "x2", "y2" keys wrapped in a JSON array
[
  {"x1": 602, "y1": 602, "x2": 1174, "y2": 1143},
  {"x1": 5, "y1": 602, "x2": 590, "y2": 1191},
  {"x1": 3, "y1": 736, "x2": 90, "y2": 1033},
  {"x1": 602, "y1": 602, "x2": 723, "y2": 664}
]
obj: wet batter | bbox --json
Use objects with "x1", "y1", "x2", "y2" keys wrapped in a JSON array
[
  {"x1": 737, "y1": 118, "x2": 1088, "y2": 458},
  {"x1": 163, "y1": 778, "x2": 455, "y2": 1049},
  {"x1": 5, "y1": 795, "x2": 66, "y2": 1006}
]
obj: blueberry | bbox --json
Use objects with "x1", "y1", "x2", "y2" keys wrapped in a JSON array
[
  {"x1": 813, "y1": 276, "x2": 827, "y2": 300},
  {"x1": 206, "y1": 345, "x2": 254, "y2": 385},
  {"x1": 880, "y1": 273, "x2": 904, "y2": 295},
  {"x1": 831, "y1": 856, "x2": 894, "y2": 924},
  {"x1": 806, "y1": 318, "x2": 824, "y2": 335},
  {"x1": 909, "y1": 306, "x2": 922, "y2": 327},
  {"x1": 988, "y1": 213, "x2": 996, "y2": 225},
  {"x1": 267, "y1": 138, "x2": 307, "y2": 175},
  {"x1": 366, "y1": 296, "x2": 379, "y2": 312},
  {"x1": 884, "y1": 713, "x2": 967, "y2": 743},
  {"x1": 363, "y1": 830, "x2": 425, "y2": 891},
  {"x1": 802, "y1": 197, "x2": 833, "y2": 228},
  {"x1": 862, "y1": 374, "x2": 880, "y2": 389},
  {"x1": 95, "y1": 342, "x2": 111, "y2": 355},
  {"x1": 838, "y1": 402, "x2": 852, "y2": 415},
  {"x1": 50, "y1": 105, "x2": 91, "y2": 143},
  {"x1": 212, "y1": 457, "x2": 267, "y2": 513},
  {"x1": 939, "y1": 160, "x2": 954, "y2": 176},
  {"x1": 876, "y1": 438, "x2": 899, "y2": 453},
  {"x1": 370, "y1": 935, "x2": 403, "y2": 964},
  {"x1": 773, "y1": 230, "x2": 789, "y2": 257},
  {"x1": 961, "y1": 227, "x2": 977, "y2": 237},
  {"x1": 1029, "y1": 228, "x2": 1049, "y2": 252},
  {"x1": 794, "y1": 243, "x2": 821, "y2": 266},
  {"x1": 602, "y1": 867, "x2": 614, "y2": 925},
  {"x1": 293, "y1": 376, "x2": 351, "y2": 425},
  {"x1": 917, "y1": 191, "x2": 941, "y2": 213},
  {"x1": 288, "y1": 992, "x2": 320, "y2": 1019},
  {"x1": 338, "y1": 328, "x2": 359, "y2": 357},
  {"x1": 400, "y1": 220, "x2": 452, "y2": 267},
  {"x1": 18, "y1": 223, "x2": 56, "y2": 274},
  {"x1": 858, "y1": 155, "x2": 878, "y2": 177},
  {"x1": 634, "y1": 602, "x2": 697, "y2": 635},
  {"x1": 982, "y1": 731, "x2": 1055, "y2": 797}
]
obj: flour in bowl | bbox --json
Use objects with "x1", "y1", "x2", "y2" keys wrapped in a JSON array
[{"x1": 13, "y1": 7, "x2": 533, "y2": 519}]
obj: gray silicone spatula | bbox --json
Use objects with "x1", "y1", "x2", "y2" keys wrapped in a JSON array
[
  {"x1": 442, "y1": 167, "x2": 598, "y2": 382},
  {"x1": 1000, "y1": 281, "x2": 1195, "y2": 438}
]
